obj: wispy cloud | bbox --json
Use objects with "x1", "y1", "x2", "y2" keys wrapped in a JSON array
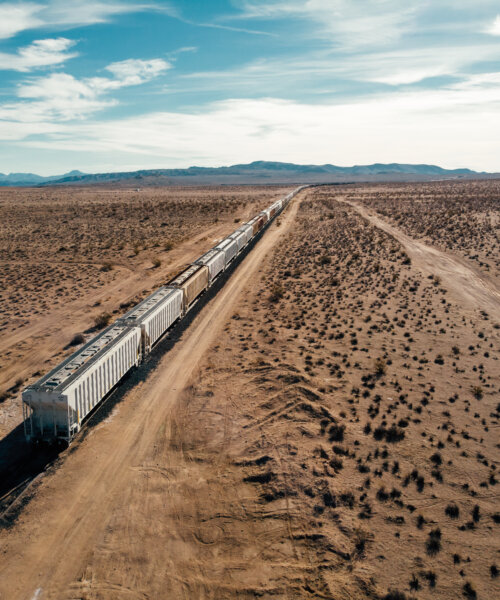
[
  {"x1": 485, "y1": 15, "x2": 500, "y2": 35},
  {"x1": 230, "y1": 0, "x2": 417, "y2": 48},
  {"x1": 0, "y1": 1, "x2": 160, "y2": 39},
  {"x1": 0, "y1": 37, "x2": 77, "y2": 71},
  {"x1": 179, "y1": 42, "x2": 500, "y2": 94},
  {"x1": 104, "y1": 58, "x2": 171, "y2": 86},
  {"x1": 1, "y1": 58, "x2": 170, "y2": 122}
]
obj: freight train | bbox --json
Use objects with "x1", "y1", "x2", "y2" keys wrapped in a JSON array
[{"x1": 22, "y1": 186, "x2": 307, "y2": 444}]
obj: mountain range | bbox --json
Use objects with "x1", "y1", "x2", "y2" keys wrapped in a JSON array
[{"x1": 0, "y1": 162, "x2": 492, "y2": 187}]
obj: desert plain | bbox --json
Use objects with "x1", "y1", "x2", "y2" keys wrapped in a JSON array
[{"x1": 0, "y1": 180, "x2": 499, "y2": 600}]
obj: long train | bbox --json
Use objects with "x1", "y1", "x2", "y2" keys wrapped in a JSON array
[{"x1": 22, "y1": 186, "x2": 307, "y2": 444}]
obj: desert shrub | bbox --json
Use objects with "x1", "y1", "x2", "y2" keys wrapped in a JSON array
[
  {"x1": 268, "y1": 283, "x2": 284, "y2": 303},
  {"x1": 330, "y1": 457, "x2": 343, "y2": 471},
  {"x1": 374, "y1": 425, "x2": 405, "y2": 443},
  {"x1": 462, "y1": 582, "x2": 476, "y2": 599},
  {"x1": 94, "y1": 312, "x2": 112, "y2": 329},
  {"x1": 426, "y1": 528, "x2": 441, "y2": 555},
  {"x1": 69, "y1": 333, "x2": 85, "y2": 346},
  {"x1": 430, "y1": 452, "x2": 442, "y2": 465},
  {"x1": 409, "y1": 575, "x2": 419, "y2": 591},
  {"x1": 445, "y1": 503, "x2": 459, "y2": 519},
  {"x1": 376, "y1": 487, "x2": 389, "y2": 502},
  {"x1": 384, "y1": 590, "x2": 407, "y2": 600},
  {"x1": 353, "y1": 528, "x2": 370, "y2": 558},
  {"x1": 101, "y1": 261, "x2": 113, "y2": 272},
  {"x1": 328, "y1": 424, "x2": 345, "y2": 442},
  {"x1": 374, "y1": 357, "x2": 387, "y2": 376},
  {"x1": 164, "y1": 240, "x2": 174, "y2": 251},
  {"x1": 471, "y1": 385, "x2": 483, "y2": 399},
  {"x1": 152, "y1": 258, "x2": 161, "y2": 268},
  {"x1": 319, "y1": 255, "x2": 331, "y2": 265}
]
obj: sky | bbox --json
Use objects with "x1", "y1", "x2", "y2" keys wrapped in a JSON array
[{"x1": 0, "y1": 0, "x2": 499, "y2": 175}]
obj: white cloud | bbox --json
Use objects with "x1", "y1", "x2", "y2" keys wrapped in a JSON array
[
  {"x1": 179, "y1": 43, "x2": 500, "y2": 93},
  {"x1": 232, "y1": 0, "x2": 416, "y2": 48},
  {"x1": 0, "y1": 1, "x2": 159, "y2": 39},
  {"x1": 105, "y1": 58, "x2": 170, "y2": 85},
  {"x1": 3, "y1": 76, "x2": 499, "y2": 171},
  {"x1": 0, "y1": 37, "x2": 77, "y2": 71},
  {"x1": 15, "y1": 72, "x2": 115, "y2": 119},
  {"x1": 0, "y1": 3, "x2": 42, "y2": 39},
  {"x1": 3, "y1": 58, "x2": 169, "y2": 122},
  {"x1": 485, "y1": 15, "x2": 500, "y2": 35}
]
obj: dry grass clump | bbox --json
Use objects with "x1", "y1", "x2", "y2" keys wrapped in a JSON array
[{"x1": 94, "y1": 312, "x2": 112, "y2": 329}]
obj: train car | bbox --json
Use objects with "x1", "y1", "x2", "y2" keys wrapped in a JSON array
[
  {"x1": 117, "y1": 287, "x2": 182, "y2": 355},
  {"x1": 215, "y1": 236, "x2": 239, "y2": 266},
  {"x1": 228, "y1": 227, "x2": 248, "y2": 253},
  {"x1": 22, "y1": 323, "x2": 141, "y2": 443},
  {"x1": 194, "y1": 248, "x2": 225, "y2": 284},
  {"x1": 248, "y1": 215, "x2": 266, "y2": 236},
  {"x1": 238, "y1": 223, "x2": 254, "y2": 246},
  {"x1": 247, "y1": 216, "x2": 260, "y2": 236},
  {"x1": 168, "y1": 264, "x2": 209, "y2": 313},
  {"x1": 259, "y1": 210, "x2": 270, "y2": 224}
]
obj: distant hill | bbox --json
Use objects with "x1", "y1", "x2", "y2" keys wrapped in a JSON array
[
  {"x1": 0, "y1": 170, "x2": 85, "y2": 186},
  {"x1": 1, "y1": 162, "x2": 493, "y2": 187}
]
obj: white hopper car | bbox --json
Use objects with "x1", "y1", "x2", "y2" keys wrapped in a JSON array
[
  {"x1": 117, "y1": 287, "x2": 183, "y2": 355},
  {"x1": 22, "y1": 186, "x2": 304, "y2": 444},
  {"x1": 228, "y1": 224, "x2": 252, "y2": 253},
  {"x1": 23, "y1": 323, "x2": 141, "y2": 443},
  {"x1": 194, "y1": 248, "x2": 226, "y2": 284},
  {"x1": 214, "y1": 236, "x2": 239, "y2": 265}
]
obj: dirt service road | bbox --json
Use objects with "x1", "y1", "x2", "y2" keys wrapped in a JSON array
[
  {"x1": 0, "y1": 194, "x2": 305, "y2": 600},
  {"x1": 343, "y1": 200, "x2": 500, "y2": 321}
]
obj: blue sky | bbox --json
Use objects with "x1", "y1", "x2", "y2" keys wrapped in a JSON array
[{"x1": 0, "y1": 0, "x2": 499, "y2": 174}]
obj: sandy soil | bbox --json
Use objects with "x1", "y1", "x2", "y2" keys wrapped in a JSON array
[{"x1": 1, "y1": 183, "x2": 499, "y2": 600}]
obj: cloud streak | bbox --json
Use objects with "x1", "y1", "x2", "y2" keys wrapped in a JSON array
[
  {"x1": 0, "y1": 37, "x2": 77, "y2": 71},
  {"x1": 0, "y1": 1, "x2": 160, "y2": 39},
  {"x1": 230, "y1": 0, "x2": 418, "y2": 48}
]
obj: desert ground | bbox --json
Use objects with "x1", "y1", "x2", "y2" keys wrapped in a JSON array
[{"x1": 0, "y1": 181, "x2": 499, "y2": 600}]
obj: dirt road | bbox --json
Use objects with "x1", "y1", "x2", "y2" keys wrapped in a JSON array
[
  {"x1": 0, "y1": 194, "x2": 305, "y2": 600},
  {"x1": 343, "y1": 200, "x2": 500, "y2": 321}
]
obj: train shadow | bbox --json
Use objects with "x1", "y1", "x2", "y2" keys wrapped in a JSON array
[{"x1": 0, "y1": 218, "x2": 273, "y2": 526}]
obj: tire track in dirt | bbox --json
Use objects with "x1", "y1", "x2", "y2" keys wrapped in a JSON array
[
  {"x1": 343, "y1": 199, "x2": 500, "y2": 321},
  {"x1": 0, "y1": 193, "x2": 305, "y2": 600}
]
